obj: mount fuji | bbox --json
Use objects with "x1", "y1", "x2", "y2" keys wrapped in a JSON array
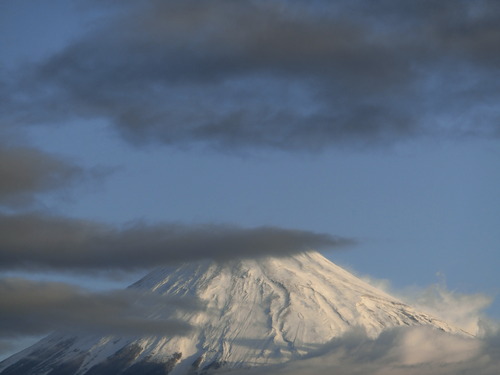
[{"x1": 0, "y1": 251, "x2": 468, "y2": 375}]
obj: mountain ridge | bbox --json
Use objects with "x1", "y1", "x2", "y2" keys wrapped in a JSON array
[{"x1": 0, "y1": 251, "x2": 469, "y2": 374}]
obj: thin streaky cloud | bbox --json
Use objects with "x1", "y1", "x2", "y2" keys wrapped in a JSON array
[
  {"x1": 0, "y1": 277, "x2": 201, "y2": 340},
  {"x1": 0, "y1": 213, "x2": 353, "y2": 271},
  {"x1": 0, "y1": 144, "x2": 109, "y2": 209}
]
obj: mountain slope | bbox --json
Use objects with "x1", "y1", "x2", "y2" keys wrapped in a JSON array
[{"x1": 0, "y1": 252, "x2": 467, "y2": 374}]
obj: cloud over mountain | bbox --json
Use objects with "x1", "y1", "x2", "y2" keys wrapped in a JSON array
[
  {"x1": 0, "y1": 213, "x2": 351, "y2": 271},
  {"x1": 0, "y1": 277, "x2": 199, "y2": 348}
]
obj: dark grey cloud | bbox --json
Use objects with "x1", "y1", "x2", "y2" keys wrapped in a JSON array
[
  {"x1": 0, "y1": 145, "x2": 104, "y2": 209},
  {"x1": 224, "y1": 326, "x2": 500, "y2": 375},
  {"x1": 0, "y1": 342, "x2": 14, "y2": 357},
  {"x1": 0, "y1": 277, "x2": 199, "y2": 341},
  {"x1": 3, "y1": 0, "x2": 500, "y2": 151},
  {"x1": 0, "y1": 213, "x2": 351, "y2": 271}
]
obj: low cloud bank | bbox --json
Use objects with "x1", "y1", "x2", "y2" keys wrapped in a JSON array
[
  {"x1": 226, "y1": 326, "x2": 500, "y2": 375},
  {"x1": 0, "y1": 213, "x2": 351, "y2": 271}
]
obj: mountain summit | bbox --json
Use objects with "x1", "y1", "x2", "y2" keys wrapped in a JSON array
[{"x1": 0, "y1": 252, "x2": 466, "y2": 374}]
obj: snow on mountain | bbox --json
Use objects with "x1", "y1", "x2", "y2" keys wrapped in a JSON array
[{"x1": 0, "y1": 251, "x2": 469, "y2": 374}]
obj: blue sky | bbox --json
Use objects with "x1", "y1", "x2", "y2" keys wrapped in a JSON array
[{"x1": 1, "y1": 0, "x2": 499, "y2": 360}]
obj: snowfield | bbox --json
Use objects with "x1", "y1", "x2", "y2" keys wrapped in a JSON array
[{"x1": 0, "y1": 251, "x2": 469, "y2": 375}]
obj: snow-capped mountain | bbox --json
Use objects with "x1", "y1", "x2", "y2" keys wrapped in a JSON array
[{"x1": 0, "y1": 252, "x2": 468, "y2": 375}]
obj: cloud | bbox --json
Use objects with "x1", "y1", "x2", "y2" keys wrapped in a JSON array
[
  {"x1": 224, "y1": 326, "x2": 500, "y2": 375},
  {"x1": 407, "y1": 283, "x2": 493, "y2": 336},
  {"x1": 2, "y1": 279, "x2": 498, "y2": 373},
  {"x1": 3, "y1": 0, "x2": 500, "y2": 151},
  {"x1": 0, "y1": 342, "x2": 15, "y2": 357},
  {"x1": 359, "y1": 274, "x2": 495, "y2": 337},
  {"x1": 0, "y1": 144, "x2": 105, "y2": 209},
  {"x1": 0, "y1": 213, "x2": 351, "y2": 271},
  {"x1": 0, "y1": 277, "x2": 200, "y2": 342}
]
